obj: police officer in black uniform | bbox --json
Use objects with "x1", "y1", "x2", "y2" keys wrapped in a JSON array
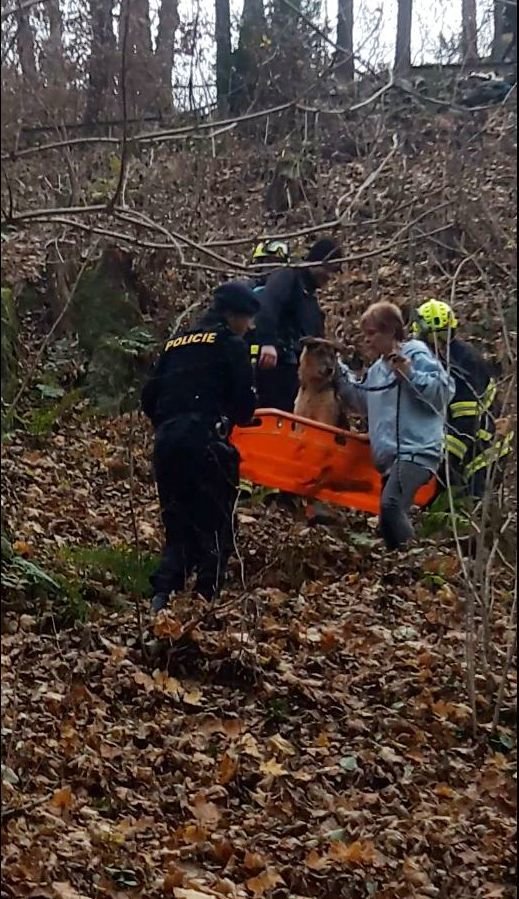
[{"x1": 141, "y1": 282, "x2": 260, "y2": 613}]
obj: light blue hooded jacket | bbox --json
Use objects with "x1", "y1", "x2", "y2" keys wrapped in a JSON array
[{"x1": 338, "y1": 339, "x2": 455, "y2": 476}]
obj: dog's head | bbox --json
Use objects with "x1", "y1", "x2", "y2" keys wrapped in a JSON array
[{"x1": 298, "y1": 337, "x2": 342, "y2": 386}]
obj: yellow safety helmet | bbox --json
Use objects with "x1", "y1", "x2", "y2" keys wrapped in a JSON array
[
  {"x1": 411, "y1": 299, "x2": 458, "y2": 337},
  {"x1": 252, "y1": 239, "x2": 290, "y2": 263}
]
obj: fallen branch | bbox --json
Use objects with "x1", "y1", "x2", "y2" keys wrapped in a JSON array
[{"x1": 1, "y1": 792, "x2": 54, "y2": 822}]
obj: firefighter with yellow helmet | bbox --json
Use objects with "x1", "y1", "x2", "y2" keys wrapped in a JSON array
[{"x1": 412, "y1": 299, "x2": 513, "y2": 499}]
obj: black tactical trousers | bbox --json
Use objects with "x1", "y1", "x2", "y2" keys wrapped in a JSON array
[
  {"x1": 151, "y1": 417, "x2": 239, "y2": 600},
  {"x1": 255, "y1": 364, "x2": 299, "y2": 413}
]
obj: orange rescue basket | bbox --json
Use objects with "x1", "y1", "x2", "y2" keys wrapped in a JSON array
[{"x1": 232, "y1": 409, "x2": 437, "y2": 515}]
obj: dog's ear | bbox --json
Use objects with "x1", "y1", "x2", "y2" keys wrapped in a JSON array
[
  {"x1": 321, "y1": 338, "x2": 344, "y2": 355},
  {"x1": 299, "y1": 337, "x2": 320, "y2": 350}
]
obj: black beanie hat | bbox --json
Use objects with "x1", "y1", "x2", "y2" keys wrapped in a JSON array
[
  {"x1": 306, "y1": 236, "x2": 343, "y2": 265},
  {"x1": 213, "y1": 281, "x2": 261, "y2": 316}
]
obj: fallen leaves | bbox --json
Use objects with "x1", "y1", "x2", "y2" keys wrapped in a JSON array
[
  {"x1": 258, "y1": 758, "x2": 287, "y2": 777},
  {"x1": 1, "y1": 337, "x2": 517, "y2": 899},
  {"x1": 306, "y1": 840, "x2": 380, "y2": 870},
  {"x1": 191, "y1": 795, "x2": 221, "y2": 828},
  {"x1": 245, "y1": 869, "x2": 283, "y2": 897},
  {"x1": 216, "y1": 751, "x2": 239, "y2": 785},
  {"x1": 50, "y1": 785, "x2": 74, "y2": 812}
]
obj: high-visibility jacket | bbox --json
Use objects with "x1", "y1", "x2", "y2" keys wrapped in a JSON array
[{"x1": 443, "y1": 339, "x2": 513, "y2": 497}]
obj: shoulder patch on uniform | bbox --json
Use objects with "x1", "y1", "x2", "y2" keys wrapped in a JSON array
[{"x1": 165, "y1": 332, "x2": 217, "y2": 352}]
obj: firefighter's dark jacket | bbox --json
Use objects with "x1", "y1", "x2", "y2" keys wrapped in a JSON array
[
  {"x1": 445, "y1": 338, "x2": 498, "y2": 478},
  {"x1": 141, "y1": 311, "x2": 256, "y2": 430},
  {"x1": 253, "y1": 268, "x2": 325, "y2": 351}
]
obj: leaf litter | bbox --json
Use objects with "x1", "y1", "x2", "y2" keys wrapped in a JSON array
[{"x1": 2, "y1": 105, "x2": 517, "y2": 899}]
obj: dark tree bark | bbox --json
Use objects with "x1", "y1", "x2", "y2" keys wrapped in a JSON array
[
  {"x1": 16, "y1": 8, "x2": 38, "y2": 83},
  {"x1": 494, "y1": 0, "x2": 517, "y2": 61},
  {"x1": 336, "y1": 0, "x2": 354, "y2": 81},
  {"x1": 84, "y1": 0, "x2": 116, "y2": 123},
  {"x1": 215, "y1": 0, "x2": 232, "y2": 109},
  {"x1": 155, "y1": 0, "x2": 179, "y2": 116},
  {"x1": 461, "y1": 0, "x2": 478, "y2": 65},
  {"x1": 41, "y1": 0, "x2": 65, "y2": 85},
  {"x1": 394, "y1": 0, "x2": 412, "y2": 75},
  {"x1": 119, "y1": 0, "x2": 154, "y2": 118},
  {"x1": 231, "y1": 0, "x2": 265, "y2": 111}
]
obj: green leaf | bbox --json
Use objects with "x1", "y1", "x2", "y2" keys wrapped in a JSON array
[
  {"x1": 324, "y1": 827, "x2": 347, "y2": 842},
  {"x1": 36, "y1": 383, "x2": 65, "y2": 400},
  {"x1": 339, "y1": 755, "x2": 358, "y2": 772}
]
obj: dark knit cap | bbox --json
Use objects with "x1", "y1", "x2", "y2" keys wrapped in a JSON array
[
  {"x1": 213, "y1": 281, "x2": 261, "y2": 316},
  {"x1": 306, "y1": 237, "x2": 343, "y2": 266}
]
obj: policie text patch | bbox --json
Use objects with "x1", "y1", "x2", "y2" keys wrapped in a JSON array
[{"x1": 165, "y1": 332, "x2": 217, "y2": 352}]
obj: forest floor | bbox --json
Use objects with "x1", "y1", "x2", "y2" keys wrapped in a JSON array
[{"x1": 1, "y1": 409, "x2": 516, "y2": 899}]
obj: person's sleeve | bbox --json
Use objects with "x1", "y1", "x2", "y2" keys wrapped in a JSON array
[
  {"x1": 406, "y1": 351, "x2": 456, "y2": 413},
  {"x1": 445, "y1": 358, "x2": 484, "y2": 472},
  {"x1": 226, "y1": 336, "x2": 257, "y2": 426},
  {"x1": 336, "y1": 361, "x2": 369, "y2": 417},
  {"x1": 141, "y1": 357, "x2": 163, "y2": 422},
  {"x1": 253, "y1": 270, "x2": 296, "y2": 346}
]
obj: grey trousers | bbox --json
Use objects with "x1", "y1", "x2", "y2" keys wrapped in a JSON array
[{"x1": 380, "y1": 460, "x2": 432, "y2": 551}]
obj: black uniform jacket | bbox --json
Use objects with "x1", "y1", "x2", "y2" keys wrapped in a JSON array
[
  {"x1": 253, "y1": 268, "x2": 325, "y2": 360},
  {"x1": 141, "y1": 312, "x2": 256, "y2": 431}
]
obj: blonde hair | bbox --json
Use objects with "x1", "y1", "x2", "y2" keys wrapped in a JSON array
[{"x1": 361, "y1": 302, "x2": 405, "y2": 342}]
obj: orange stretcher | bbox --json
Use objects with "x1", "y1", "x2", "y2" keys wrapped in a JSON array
[{"x1": 231, "y1": 409, "x2": 437, "y2": 515}]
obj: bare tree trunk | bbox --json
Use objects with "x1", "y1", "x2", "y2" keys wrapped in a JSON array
[
  {"x1": 84, "y1": 0, "x2": 116, "y2": 124},
  {"x1": 493, "y1": 0, "x2": 506, "y2": 59},
  {"x1": 461, "y1": 0, "x2": 478, "y2": 66},
  {"x1": 155, "y1": 0, "x2": 179, "y2": 117},
  {"x1": 119, "y1": 0, "x2": 154, "y2": 118},
  {"x1": 215, "y1": 0, "x2": 232, "y2": 110},
  {"x1": 492, "y1": 0, "x2": 517, "y2": 61},
  {"x1": 231, "y1": 0, "x2": 265, "y2": 111},
  {"x1": 336, "y1": 0, "x2": 354, "y2": 82},
  {"x1": 42, "y1": 0, "x2": 65, "y2": 85},
  {"x1": 394, "y1": 0, "x2": 412, "y2": 75},
  {"x1": 16, "y1": 8, "x2": 38, "y2": 84}
]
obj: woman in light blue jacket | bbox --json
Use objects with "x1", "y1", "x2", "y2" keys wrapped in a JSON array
[{"x1": 338, "y1": 301, "x2": 455, "y2": 550}]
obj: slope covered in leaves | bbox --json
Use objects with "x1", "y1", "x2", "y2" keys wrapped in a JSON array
[
  {"x1": 2, "y1": 409, "x2": 517, "y2": 899},
  {"x1": 1, "y1": 99, "x2": 517, "y2": 899}
]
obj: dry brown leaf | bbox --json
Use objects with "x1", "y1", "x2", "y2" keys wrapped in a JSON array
[
  {"x1": 327, "y1": 840, "x2": 377, "y2": 866},
  {"x1": 153, "y1": 669, "x2": 183, "y2": 696},
  {"x1": 305, "y1": 849, "x2": 329, "y2": 871},
  {"x1": 259, "y1": 759, "x2": 287, "y2": 777},
  {"x1": 192, "y1": 795, "x2": 221, "y2": 827},
  {"x1": 178, "y1": 824, "x2": 208, "y2": 844},
  {"x1": 320, "y1": 629, "x2": 339, "y2": 652},
  {"x1": 243, "y1": 850, "x2": 267, "y2": 872},
  {"x1": 217, "y1": 752, "x2": 238, "y2": 786},
  {"x1": 12, "y1": 540, "x2": 33, "y2": 557},
  {"x1": 153, "y1": 614, "x2": 183, "y2": 640},
  {"x1": 50, "y1": 786, "x2": 73, "y2": 811},
  {"x1": 212, "y1": 837, "x2": 234, "y2": 864},
  {"x1": 163, "y1": 865, "x2": 186, "y2": 893},
  {"x1": 434, "y1": 783, "x2": 457, "y2": 798},
  {"x1": 403, "y1": 857, "x2": 432, "y2": 887},
  {"x1": 52, "y1": 883, "x2": 89, "y2": 899},
  {"x1": 173, "y1": 889, "x2": 218, "y2": 899},
  {"x1": 240, "y1": 734, "x2": 262, "y2": 758},
  {"x1": 183, "y1": 687, "x2": 203, "y2": 706},
  {"x1": 268, "y1": 733, "x2": 296, "y2": 756},
  {"x1": 245, "y1": 868, "x2": 283, "y2": 896}
]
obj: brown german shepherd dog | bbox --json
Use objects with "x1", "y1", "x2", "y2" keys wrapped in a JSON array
[{"x1": 294, "y1": 337, "x2": 348, "y2": 429}]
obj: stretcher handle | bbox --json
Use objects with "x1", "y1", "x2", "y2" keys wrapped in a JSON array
[{"x1": 245, "y1": 408, "x2": 370, "y2": 443}]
